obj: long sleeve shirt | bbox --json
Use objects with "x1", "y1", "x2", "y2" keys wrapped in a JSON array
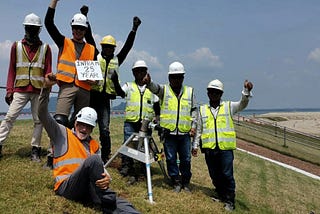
[
  {"x1": 45, "y1": 7, "x2": 97, "y2": 61},
  {"x1": 147, "y1": 81, "x2": 198, "y2": 135},
  {"x1": 192, "y1": 88, "x2": 252, "y2": 149},
  {"x1": 38, "y1": 88, "x2": 98, "y2": 157},
  {"x1": 6, "y1": 39, "x2": 52, "y2": 94}
]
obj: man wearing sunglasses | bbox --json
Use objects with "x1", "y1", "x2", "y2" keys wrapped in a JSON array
[{"x1": 44, "y1": 0, "x2": 96, "y2": 168}]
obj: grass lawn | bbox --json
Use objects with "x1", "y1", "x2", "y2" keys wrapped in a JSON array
[{"x1": 0, "y1": 118, "x2": 319, "y2": 213}]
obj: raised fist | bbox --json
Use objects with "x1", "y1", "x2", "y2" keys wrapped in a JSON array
[
  {"x1": 80, "y1": 5, "x2": 89, "y2": 16},
  {"x1": 132, "y1": 16, "x2": 141, "y2": 31},
  {"x1": 244, "y1": 80, "x2": 253, "y2": 91}
]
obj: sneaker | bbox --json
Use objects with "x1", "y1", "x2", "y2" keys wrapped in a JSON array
[
  {"x1": 211, "y1": 190, "x2": 224, "y2": 202},
  {"x1": 224, "y1": 202, "x2": 235, "y2": 211},
  {"x1": 127, "y1": 176, "x2": 137, "y2": 185},
  {"x1": 183, "y1": 184, "x2": 191, "y2": 193},
  {"x1": 173, "y1": 184, "x2": 182, "y2": 193},
  {"x1": 119, "y1": 166, "x2": 129, "y2": 177},
  {"x1": 31, "y1": 146, "x2": 41, "y2": 162},
  {"x1": 43, "y1": 155, "x2": 53, "y2": 170}
]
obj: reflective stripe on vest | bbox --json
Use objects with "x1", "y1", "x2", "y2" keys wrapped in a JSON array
[
  {"x1": 124, "y1": 82, "x2": 155, "y2": 122},
  {"x1": 56, "y1": 38, "x2": 95, "y2": 91},
  {"x1": 53, "y1": 128, "x2": 100, "y2": 191},
  {"x1": 200, "y1": 102, "x2": 236, "y2": 150},
  {"x1": 15, "y1": 41, "x2": 47, "y2": 89},
  {"x1": 160, "y1": 85, "x2": 193, "y2": 132},
  {"x1": 91, "y1": 54, "x2": 119, "y2": 95}
]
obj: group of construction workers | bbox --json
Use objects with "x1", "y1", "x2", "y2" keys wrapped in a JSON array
[{"x1": 0, "y1": 0, "x2": 253, "y2": 213}]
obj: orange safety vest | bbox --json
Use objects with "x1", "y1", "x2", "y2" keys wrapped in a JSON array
[
  {"x1": 56, "y1": 38, "x2": 95, "y2": 91},
  {"x1": 53, "y1": 128, "x2": 100, "y2": 191}
]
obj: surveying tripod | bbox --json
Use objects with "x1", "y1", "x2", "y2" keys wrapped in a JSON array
[{"x1": 105, "y1": 119, "x2": 168, "y2": 203}]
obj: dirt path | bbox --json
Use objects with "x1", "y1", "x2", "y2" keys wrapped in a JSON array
[{"x1": 237, "y1": 139, "x2": 320, "y2": 177}]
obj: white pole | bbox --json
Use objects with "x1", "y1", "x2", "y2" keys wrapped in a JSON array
[{"x1": 143, "y1": 136, "x2": 154, "y2": 203}]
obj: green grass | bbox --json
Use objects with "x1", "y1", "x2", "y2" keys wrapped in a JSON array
[
  {"x1": 0, "y1": 118, "x2": 319, "y2": 213},
  {"x1": 235, "y1": 120, "x2": 320, "y2": 166}
]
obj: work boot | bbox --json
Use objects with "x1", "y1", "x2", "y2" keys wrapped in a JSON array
[
  {"x1": 119, "y1": 165, "x2": 129, "y2": 177},
  {"x1": 182, "y1": 184, "x2": 191, "y2": 193},
  {"x1": 0, "y1": 145, "x2": 3, "y2": 158},
  {"x1": 173, "y1": 184, "x2": 182, "y2": 193},
  {"x1": 31, "y1": 146, "x2": 41, "y2": 162},
  {"x1": 224, "y1": 201, "x2": 235, "y2": 211},
  {"x1": 43, "y1": 155, "x2": 53, "y2": 170}
]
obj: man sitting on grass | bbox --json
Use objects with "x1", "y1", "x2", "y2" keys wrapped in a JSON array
[{"x1": 38, "y1": 73, "x2": 140, "y2": 214}]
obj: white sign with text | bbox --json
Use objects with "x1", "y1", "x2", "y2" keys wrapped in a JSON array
[{"x1": 75, "y1": 60, "x2": 103, "y2": 81}]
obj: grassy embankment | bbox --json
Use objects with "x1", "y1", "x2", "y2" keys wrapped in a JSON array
[{"x1": 0, "y1": 118, "x2": 319, "y2": 214}]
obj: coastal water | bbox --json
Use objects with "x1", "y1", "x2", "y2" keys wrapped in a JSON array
[
  {"x1": 1, "y1": 108, "x2": 320, "y2": 120},
  {"x1": 239, "y1": 108, "x2": 320, "y2": 116}
]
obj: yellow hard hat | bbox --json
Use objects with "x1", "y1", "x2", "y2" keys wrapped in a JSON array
[{"x1": 100, "y1": 35, "x2": 116, "y2": 46}]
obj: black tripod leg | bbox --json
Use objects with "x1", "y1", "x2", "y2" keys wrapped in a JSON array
[{"x1": 149, "y1": 138, "x2": 169, "y2": 180}]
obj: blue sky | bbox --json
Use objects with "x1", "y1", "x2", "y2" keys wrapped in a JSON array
[{"x1": 1, "y1": 0, "x2": 320, "y2": 112}]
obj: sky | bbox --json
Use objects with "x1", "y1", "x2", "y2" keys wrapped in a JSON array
[{"x1": 1, "y1": 0, "x2": 320, "y2": 112}]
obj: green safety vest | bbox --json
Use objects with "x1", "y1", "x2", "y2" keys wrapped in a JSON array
[
  {"x1": 124, "y1": 82, "x2": 155, "y2": 122},
  {"x1": 200, "y1": 102, "x2": 236, "y2": 150},
  {"x1": 160, "y1": 85, "x2": 193, "y2": 133},
  {"x1": 91, "y1": 54, "x2": 119, "y2": 95},
  {"x1": 15, "y1": 41, "x2": 47, "y2": 89}
]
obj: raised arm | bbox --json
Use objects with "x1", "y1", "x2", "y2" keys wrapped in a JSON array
[
  {"x1": 117, "y1": 17, "x2": 141, "y2": 65},
  {"x1": 45, "y1": 0, "x2": 65, "y2": 47}
]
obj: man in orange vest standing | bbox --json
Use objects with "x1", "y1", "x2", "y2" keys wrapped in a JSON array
[
  {"x1": 0, "y1": 13, "x2": 52, "y2": 161},
  {"x1": 45, "y1": 0, "x2": 96, "y2": 128},
  {"x1": 39, "y1": 73, "x2": 140, "y2": 214},
  {"x1": 44, "y1": 0, "x2": 96, "y2": 168}
]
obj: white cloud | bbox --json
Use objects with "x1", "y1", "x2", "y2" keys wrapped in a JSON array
[
  {"x1": 308, "y1": 48, "x2": 320, "y2": 63},
  {"x1": 0, "y1": 40, "x2": 12, "y2": 60},
  {"x1": 187, "y1": 47, "x2": 223, "y2": 68},
  {"x1": 167, "y1": 51, "x2": 180, "y2": 60},
  {"x1": 93, "y1": 33, "x2": 163, "y2": 71}
]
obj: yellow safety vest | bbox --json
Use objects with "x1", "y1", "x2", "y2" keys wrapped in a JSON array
[
  {"x1": 124, "y1": 82, "x2": 155, "y2": 122},
  {"x1": 15, "y1": 41, "x2": 47, "y2": 89},
  {"x1": 200, "y1": 102, "x2": 236, "y2": 150},
  {"x1": 91, "y1": 54, "x2": 119, "y2": 95},
  {"x1": 160, "y1": 85, "x2": 193, "y2": 133}
]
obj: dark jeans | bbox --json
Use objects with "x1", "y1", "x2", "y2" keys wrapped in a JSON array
[
  {"x1": 56, "y1": 155, "x2": 139, "y2": 214},
  {"x1": 90, "y1": 91, "x2": 111, "y2": 161},
  {"x1": 204, "y1": 149, "x2": 236, "y2": 203},
  {"x1": 164, "y1": 134, "x2": 192, "y2": 185}
]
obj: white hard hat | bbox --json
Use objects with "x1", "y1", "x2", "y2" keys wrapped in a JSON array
[
  {"x1": 23, "y1": 13, "x2": 42, "y2": 27},
  {"x1": 168, "y1": 61, "x2": 185, "y2": 75},
  {"x1": 70, "y1": 13, "x2": 88, "y2": 28},
  {"x1": 207, "y1": 79, "x2": 224, "y2": 92},
  {"x1": 132, "y1": 60, "x2": 148, "y2": 70},
  {"x1": 76, "y1": 107, "x2": 97, "y2": 127}
]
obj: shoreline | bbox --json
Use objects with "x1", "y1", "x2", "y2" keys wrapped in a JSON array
[{"x1": 253, "y1": 112, "x2": 320, "y2": 136}]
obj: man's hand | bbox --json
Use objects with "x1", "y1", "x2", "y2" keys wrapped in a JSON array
[
  {"x1": 80, "y1": 5, "x2": 89, "y2": 16},
  {"x1": 43, "y1": 73, "x2": 57, "y2": 88},
  {"x1": 132, "y1": 16, "x2": 141, "y2": 32},
  {"x1": 244, "y1": 80, "x2": 253, "y2": 91},
  {"x1": 5, "y1": 92, "x2": 13, "y2": 105},
  {"x1": 192, "y1": 148, "x2": 198, "y2": 157},
  {"x1": 189, "y1": 128, "x2": 196, "y2": 137},
  {"x1": 142, "y1": 73, "x2": 151, "y2": 85},
  {"x1": 96, "y1": 172, "x2": 111, "y2": 190}
]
